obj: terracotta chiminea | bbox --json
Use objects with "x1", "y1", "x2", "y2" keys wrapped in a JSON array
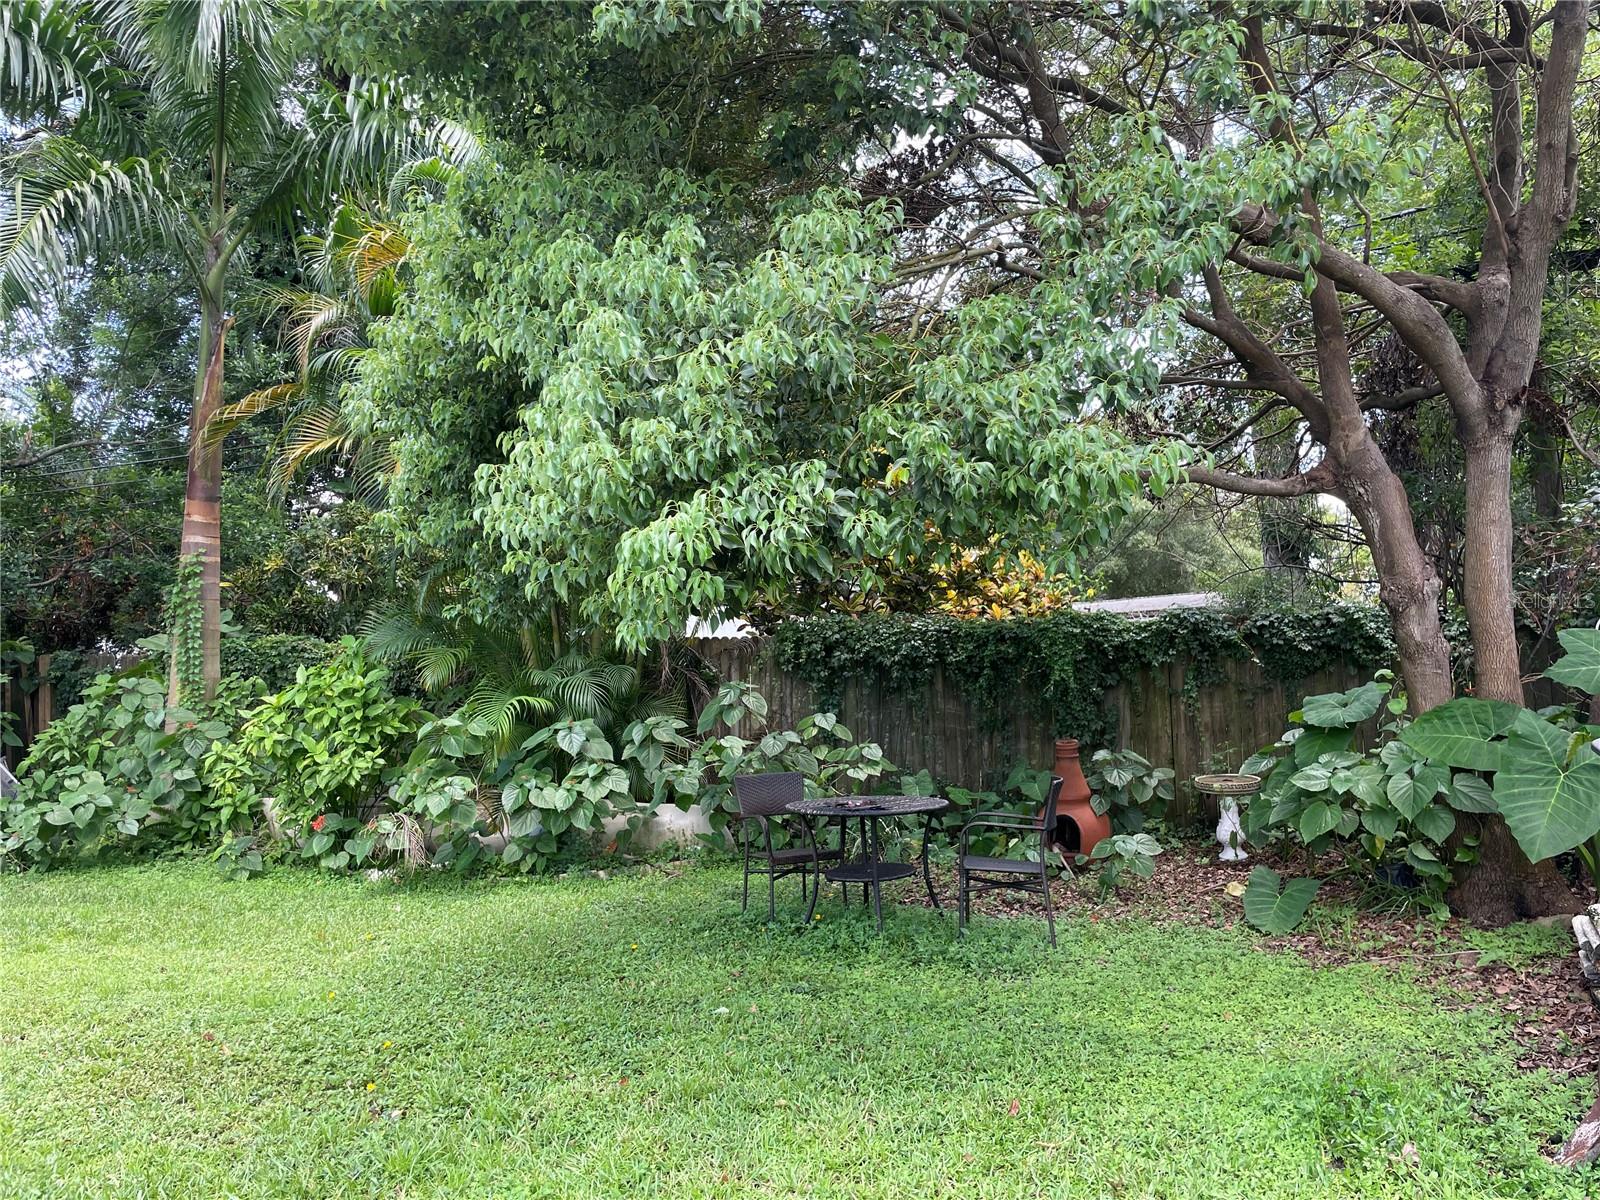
[{"x1": 1045, "y1": 738, "x2": 1110, "y2": 859}]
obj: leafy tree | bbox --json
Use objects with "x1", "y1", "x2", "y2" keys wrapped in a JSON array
[
  {"x1": 326, "y1": 4, "x2": 1183, "y2": 651},
  {"x1": 321, "y1": 1, "x2": 1600, "y2": 923},
  {"x1": 863, "y1": 1, "x2": 1593, "y2": 924},
  {"x1": 0, "y1": 0, "x2": 439, "y2": 698}
]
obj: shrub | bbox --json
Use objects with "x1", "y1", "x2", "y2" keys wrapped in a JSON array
[
  {"x1": 1, "y1": 663, "x2": 241, "y2": 868},
  {"x1": 657, "y1": 681, "x2": 895, "y2": 846},
  {"x1": 216, "y1": 639, "x2": 420, "y2": 842},
  {"x1": 221, "y1": 632, "x2": 341, "y2": 693},
  {"x1": 1240, "y1": 674, "x2": 1473, "y2": 920},
  {"x1": 1084, "y1": 748, "x2": 1173, "y2": 834},
  {"x1": 1086, "y1": 833, "x2": 1163, "y2": 898},
  {"x1": 387, "y1": 712, "x2": 638, "y2": 874}
]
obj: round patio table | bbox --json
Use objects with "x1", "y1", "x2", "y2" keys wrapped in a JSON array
[{"x1": 787, "y1": 795, "x2": 948, "y2": 932}]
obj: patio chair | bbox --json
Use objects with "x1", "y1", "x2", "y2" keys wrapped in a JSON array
[
  {"x1": 733, "y1": 772, "x2": 841, "y2": 922},
  {"x1": 956, "y1": 774, "x2": 1066, "y2": 947}
]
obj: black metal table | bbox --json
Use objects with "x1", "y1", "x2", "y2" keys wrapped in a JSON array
[{"x1": 786, "y1": 795, "x2": 949, "y2": 932}]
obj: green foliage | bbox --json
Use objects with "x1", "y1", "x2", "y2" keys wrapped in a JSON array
[
  {"x1": 1487, "y1": 711, "x2": 1600, "y2": 865},
  {"x1": 364, "y1": 604, "x2": 671, "y2": 749},
  {"x1": 1242, "y1": 866, "x2": 1322, "y2": 934},
  {"x1": 667, "y1": 681, "x2": 894, "y2": 845},
  {"x1": 219, "y1": 632, "x2": 341, "y2": 694},
  {"x1": 346, "y1": 144, "x2": 1186, "y2": 652},
  {"x1": 1389, "y1": 633, "x2": 1600, "y2": 870},
  {"x1": 166, "y1": 553, "x2": 204, "y2": 704},
  {"x1": 1084, "y1": 748, "x2": 1173, "y2": 834},
  {"x1": 213, "y1": 833, "x2": 265, "y2": 882},
  {"x1": 1085, "y1": 832, "x2": 1162, "y2": 899},
  {"x1": 1543, "y1": 628, "x2": 1600, "y2": 693},
  {"x1": 771, "y1": 605, "x2": 1393, "y2": 753},
  {"x1": 1298, "y1": 682, "x2": 1384, "y2": 729},
  {"x1": 216, "y1": 640, "x2": 419, "y2": 838},
  {"x1": 1242, "y1": 676, "x2": 1471, "y2": 915},
  {"x1": 0, "y1": 662, "x2": 238, "y2": 867},
  {"x1": 1399, "y1": 698, "x2": 1520, "y2": 773}
]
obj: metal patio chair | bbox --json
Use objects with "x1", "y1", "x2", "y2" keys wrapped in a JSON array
[
  {"x1": 956, "y1": 774, "x2": 1066, "y2": 947},
  {"x1": 733, "y1": 772, "x2": 841, "y2": 922}
]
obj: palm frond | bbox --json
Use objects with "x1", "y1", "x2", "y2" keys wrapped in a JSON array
[
  {"x1": 0, "y1": 136, "x2": 177, "y2": 311},
  {"x1": 362, "y1": 608, "x2": 455, "y2": 664},
  {"x1": 267, "y1": 401, "x2": 354, "y2": 495},
  {"x1": 347, "y1": 218, "x2": 410, "y2": 299},
  {"x1": 203, "y1": 380, "x2": 301, "y2": 448},
  {"x1": 461, "y1": 684, "x2": 555, "y2": 746},
  {"x1": 412, "y1": 642, "x2": 472, "y2": 695},
  {"x1": 143, "y1": 0, "x2": 295, "y2": 165},
  {"x1": 0, "y1": 0, "x2": 142, "y2": 132},
  {"x1": 348, "y1": 436, "x2": 396, "y2": 506},
  {"x1": 432, "y1": 118, "x2": 481, "y2": 168},
  {"x1": 305, "y1": 344, "x2": 367, "y2": 381}
]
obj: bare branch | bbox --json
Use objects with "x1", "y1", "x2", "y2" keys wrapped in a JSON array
[{"x1": 1185, "y1": 461, "x2": 1338, "y2": 498}]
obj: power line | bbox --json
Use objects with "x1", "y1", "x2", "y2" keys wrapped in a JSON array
[
  {"x1": 1, "y1": 451, "x2": 191, "y2": 480},
  {"x1": 4, "y1": 474, "x2": 188, "y2": 498}
]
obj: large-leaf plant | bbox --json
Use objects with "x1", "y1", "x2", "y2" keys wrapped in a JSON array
[
  {"x1": 1, "y1": 661, "x2": 239, "y2": 867},
  {"x1": 646, "y1": 681, "x2": 896, "y2": 847},
  {"x1": 1241, "y1": 674, "x2": 1479, "y2": 917},
  {"x1": 1399, "y1": 629, "x2": 1600, "y2": 881},
  {"x1": 212, "y1": 639, "x2": 420, "y2": 866}
]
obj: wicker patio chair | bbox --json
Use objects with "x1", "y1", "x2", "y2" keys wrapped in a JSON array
[
  {"x1": 956, "y1": 774, "x2": 1066, "y2": 947},
  {"x1": 733, "y1": 772, "x2": 841, "y2": 922}
]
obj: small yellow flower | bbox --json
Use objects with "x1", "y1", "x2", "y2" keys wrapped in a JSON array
[
  {"x1": 327, "y1": 991, "x2": 336, "y2": 1000},
  {"x1": 382, "y1": 1041, "x2": 392, "y2": 1049},
  {"x1": 630, "y1": 943, "x2": 638, "y2": 950},
  {"x1": 366, "y1": 1082, "x2": 376, "y2": 1092},
  {"x1": 812, "y1": 914, "x2": 822, "y2": 922}
]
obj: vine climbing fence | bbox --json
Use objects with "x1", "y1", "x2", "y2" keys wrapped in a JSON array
[{"x1": 696, "y1": 608, "x2": 1393, "y2": 824}]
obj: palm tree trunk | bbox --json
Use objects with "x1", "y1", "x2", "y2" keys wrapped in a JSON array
[{"x1": 170, "y1": 290, "x2": 231, "y2": 706}]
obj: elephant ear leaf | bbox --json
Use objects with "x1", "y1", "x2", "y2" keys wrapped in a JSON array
[
  {"x1": 1546, "y1": 629, "x2": 1600, "y2": 694},
  {"x1": 1242, "y1": 866, "x2": 1320, "y2": 934},
  {"x1": 1491, "y1": 710, "x2": 1600, "y2": 862},
  {"x1": 1399, "y1": 698, "x2": 1519, "y2": 771},
  {"x1": 1300, "y1": 683, "x2": 1383, "y2": 729}
]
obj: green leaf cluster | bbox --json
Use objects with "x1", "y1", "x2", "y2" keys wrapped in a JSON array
[
  {"x1": 770, "y1": 604, "x2": 1394, "y2": 751},
  {"x1": 1242, "y1": 676, "x2": 1473, "y2": 917},
  {"x1": 215, "y1": 639, "x2": 420, "y2": 836},
  {"x1": 1, "y1": 663, "x2": 242, "y2": 867}
]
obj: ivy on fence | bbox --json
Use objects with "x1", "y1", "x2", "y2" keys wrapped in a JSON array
[{"x1": 768, "y1": 605, "x2": 1394, "y2": 748}]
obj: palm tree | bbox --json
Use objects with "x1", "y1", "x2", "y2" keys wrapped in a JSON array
[
  {"x1": 364, "y1": 597, "x2": 671, "y2": 753},
  {"x1": 209, "y1": 203, "x2": 406, "y2": 501},
  {"x1": 0, "y1": 0, "x2": 441, "y2": 701},
  {"x1": 210, "y1": 153, "x2": 470, "y2": 499}
]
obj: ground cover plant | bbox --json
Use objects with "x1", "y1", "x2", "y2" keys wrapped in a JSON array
[{"x1": 0, "y1": 862, "x2": 1589, "y2": 1200}]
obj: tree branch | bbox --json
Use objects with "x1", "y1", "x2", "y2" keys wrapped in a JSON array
[
  {"x1": 3, "y1": 439, "x2": 102, "y2": 471},
  {"x1": 1185, "y1": 461, "x2": 1338, "y2": 498}
]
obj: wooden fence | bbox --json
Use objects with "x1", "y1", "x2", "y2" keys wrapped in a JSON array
[
  {"x1": 2, "y1": 653, "x2": 56, "y2": 769},
  {"x1": 694, "y1": 637, "x2": 1371, "y2": 823}
]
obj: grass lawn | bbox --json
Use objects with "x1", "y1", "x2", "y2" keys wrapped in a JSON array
[{"x1": 0, "y1": 861, "x2": 1590, "y2": 1199}]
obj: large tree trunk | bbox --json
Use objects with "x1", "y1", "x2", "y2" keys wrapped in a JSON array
[
  {"x1": 170, "y1": 293, "x2": 229, "y2": 706},
  {"x1": 1334, "y1": 435, "x2": 1453, "y2": 713},
  {"x1": 1448, "y1": 411, "x2": 1577, "y2": 923},
  {"x1": 1461, "y1": 427, "x2": 1525, "y2": 704},
  {"x1": 1451, "y1": 813, "x2": 1576, "y2": 926}
]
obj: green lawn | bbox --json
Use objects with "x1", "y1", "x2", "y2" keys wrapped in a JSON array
[{"x1": 0, "y1": 862, "x2": 1588, "y2": 1199}]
